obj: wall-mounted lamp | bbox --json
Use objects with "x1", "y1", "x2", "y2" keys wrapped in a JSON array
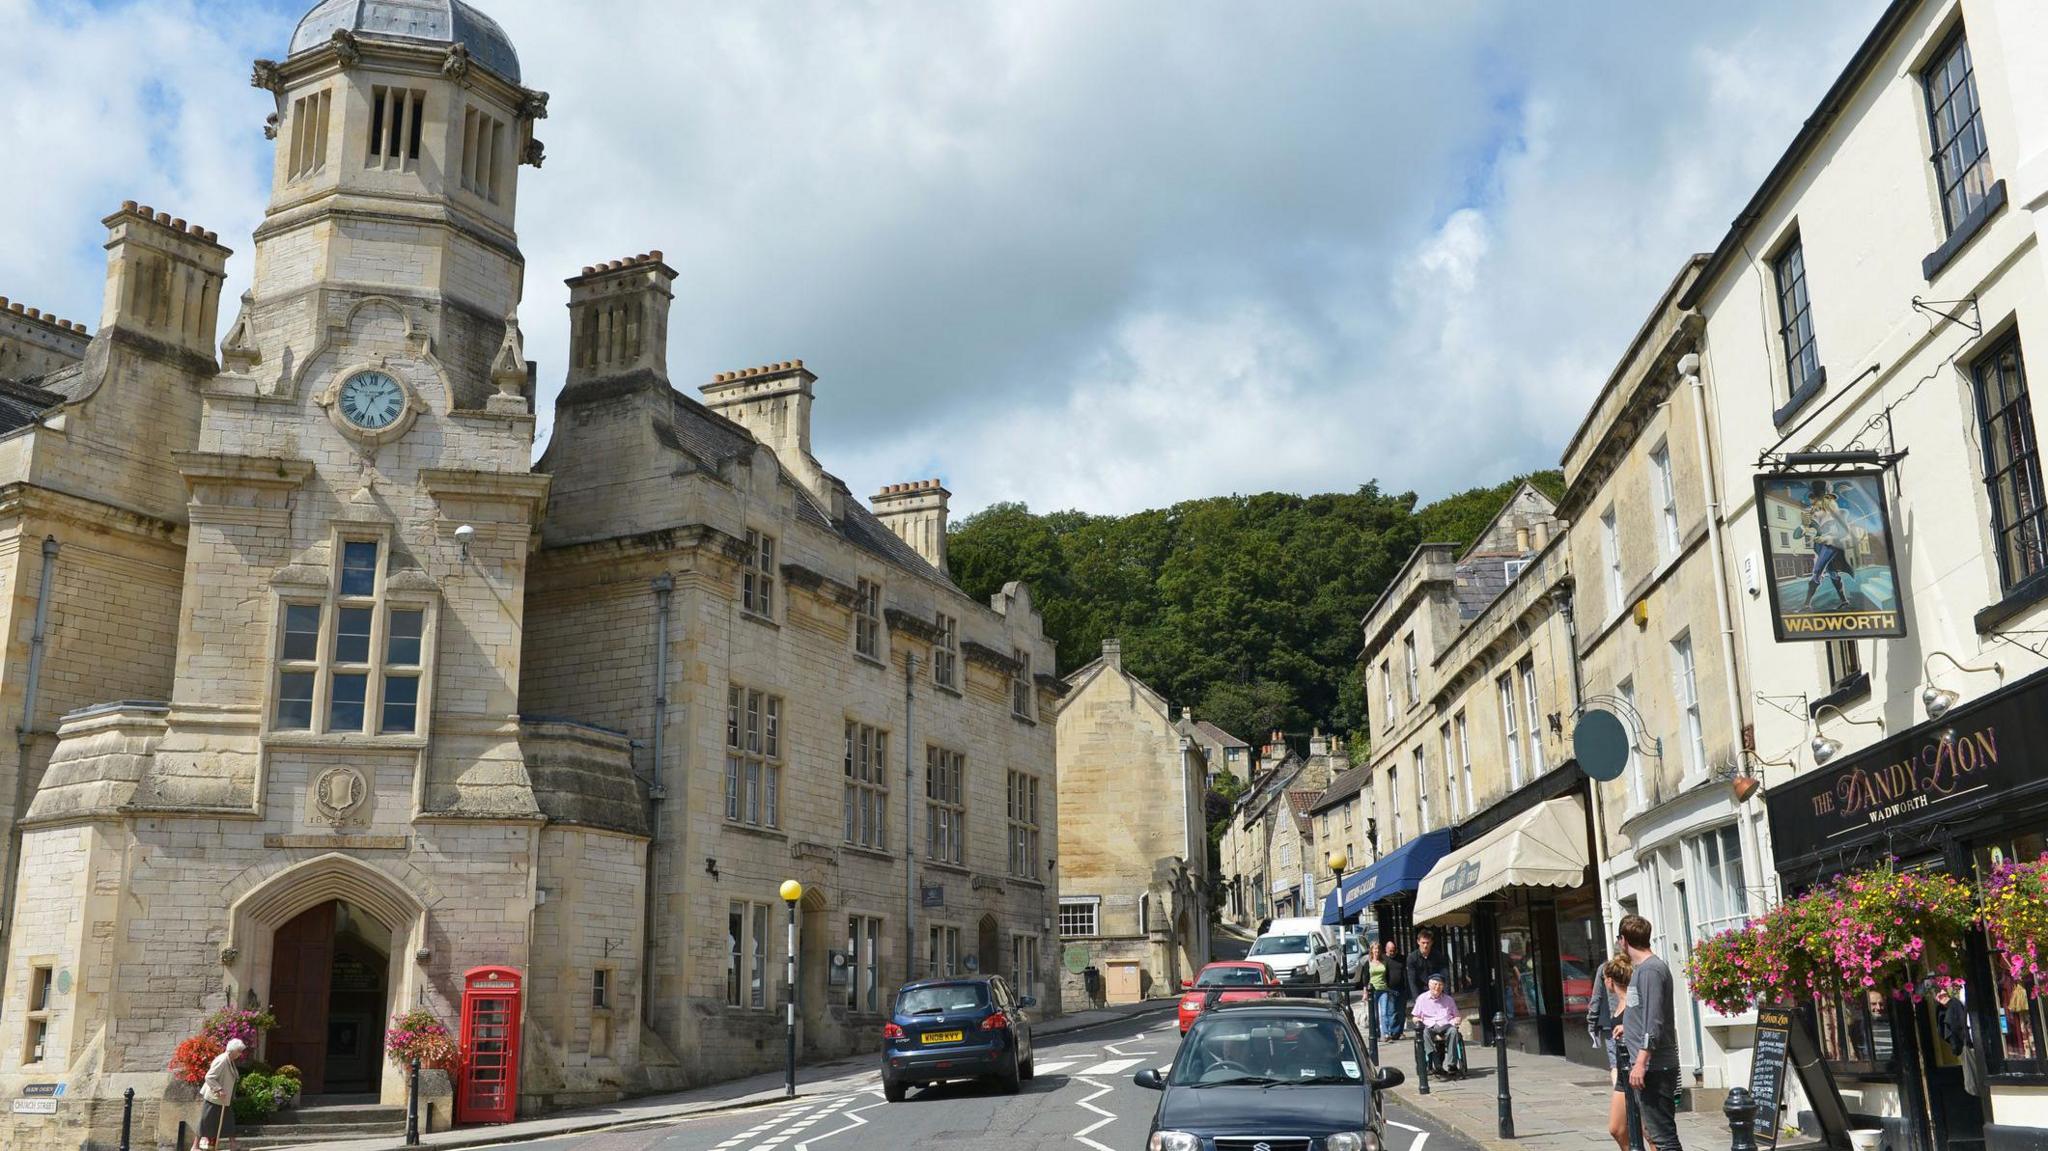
[
  {"x1": 1920, "y1": 651, "x2": 2004, "y2": 720},
  {"x1": 705, "y1": 857, "x2": 720, "y2": 879},
  {"x1": 1810, "y1": 704, "x2": 1884, "y2": 765},
  {"x1": 454, "y1": 523, "x2": 475, "y2": 563}
]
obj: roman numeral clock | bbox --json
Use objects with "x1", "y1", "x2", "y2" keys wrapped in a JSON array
[{"x1": 317, "y1": 359, "x2": 424, "y2": 444}]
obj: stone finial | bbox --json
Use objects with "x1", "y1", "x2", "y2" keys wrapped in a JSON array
[
  {"x1": 490, "y1": 309, "x2": 529, "y2": 403},
  {"x1": 220, "y1": 292, "x2": 260, "y2": 374}
]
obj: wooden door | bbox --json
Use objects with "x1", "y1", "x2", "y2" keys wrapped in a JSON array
[{"x1": 269, "y1": 902, "x2": 336, "y2": 1092}]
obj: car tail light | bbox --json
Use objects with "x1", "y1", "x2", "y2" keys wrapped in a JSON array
[
  {"x1": 981, "y1": 1012, "x2": 1010, "y2": 1031},
  {"x1": 883, "y1": 1022, "x2": 904, "y2": 1040}
]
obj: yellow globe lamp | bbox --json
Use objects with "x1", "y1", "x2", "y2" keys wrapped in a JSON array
[
  {"x1": 1327, "y1": 851, "x2": 1348, "y2": 874},
  {"x1": 779, "y1": 879, "x2": 804, "y2": 904}
]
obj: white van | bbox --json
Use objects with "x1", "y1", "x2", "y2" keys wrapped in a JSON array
[{"x1": 1247, "y1": 916, "x2": 1339, "y2": 987}]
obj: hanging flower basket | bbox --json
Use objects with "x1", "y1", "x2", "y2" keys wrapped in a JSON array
[
  {"x1": 1981, "y1": 852, "x2": 2048, "y2": 986},
  {"x1": 384, "y1": 1008, "x2": 460, "y2": 1070},
  {"x1": 1818, "y1": 861, "x2": 1974, "y2": 997}
]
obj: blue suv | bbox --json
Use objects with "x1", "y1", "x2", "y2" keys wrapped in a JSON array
[{"x1": 881, "y1": 975, "x2": 1036, "y2": 1101}]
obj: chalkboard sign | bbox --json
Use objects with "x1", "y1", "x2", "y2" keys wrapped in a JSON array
[{"x1": 1751, "y1": 1006, "x2": 1792, "y2": 1150}]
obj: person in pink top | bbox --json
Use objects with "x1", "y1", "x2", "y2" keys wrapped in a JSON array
[{"x1": 1409, "y1": 972, "x2": 1460, "y2": 1073}]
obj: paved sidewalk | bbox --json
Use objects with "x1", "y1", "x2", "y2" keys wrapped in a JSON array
[
  {"x1": 271, "y1": 999, "x2": 1174, "y2": 1151},
  {"x1": 1385, "y1": 1044, "x2": 1731, "y2": 1151}
]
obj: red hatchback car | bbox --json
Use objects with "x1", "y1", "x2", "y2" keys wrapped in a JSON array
[{"x1": 1177, "y1": 961, "x2": 1282, "y2": 1033}]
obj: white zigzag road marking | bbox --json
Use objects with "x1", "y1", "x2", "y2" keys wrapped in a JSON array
[
  {"x1": 794, "y1": 1090, "x2": 888, "y2": 1151},
  {"x1": 1071, "y1": 1076, "x2": 1121, "y2": 1151}
]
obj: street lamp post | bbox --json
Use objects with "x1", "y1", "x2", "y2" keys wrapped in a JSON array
[
  {"x1": 1325, "y1": 851, "x2": 1349, "y2": 985},
  {"x1": 781, "y1": 879, "x2": 804, "y2": 1099}
]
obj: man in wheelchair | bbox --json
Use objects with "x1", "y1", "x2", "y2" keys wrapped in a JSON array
[{"x1": 1410, "y1": 973, "x2": 1463, "y2": 1076}]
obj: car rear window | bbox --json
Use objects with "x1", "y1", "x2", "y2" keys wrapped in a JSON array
[
  {"x1": 1171, "y1": 1015, "x2": 1362, "y2": 1086},
  {"x1": 1195, "y1": 967, "x2": 1268, "y2": 987},
  {"x1": 1248, "y1": 935, "x2": 1308, "y2": 956},
  {"x1": 896, "y1": 984, "x2": 990, "y2": 1015}
]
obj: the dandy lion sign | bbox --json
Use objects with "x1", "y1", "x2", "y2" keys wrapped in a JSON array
[{"x1": 1753, "y1": 471, "x2": 1906, "y2": 641}]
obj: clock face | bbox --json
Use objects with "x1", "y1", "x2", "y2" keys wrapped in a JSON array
[{"x1": 338, "y1": 370, "x2": 406, "y2": 430}]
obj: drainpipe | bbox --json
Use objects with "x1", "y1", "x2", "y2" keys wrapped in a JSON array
[
  {"x1": 644, "y1": 575, "x2": 673, "y2": 1026},
  {"x1": 0, "y1": 537, "x2": 59, "y2": 990},
  {"x1": 1682, "y1": 351, "x2": 1741, "y2": 1086},
  {"x1": 1679, "y1": 353, "x2": 1747, "y2": 773},
  {"x1": 903, "y1": 654, "x2": 918, "y2": 982}
]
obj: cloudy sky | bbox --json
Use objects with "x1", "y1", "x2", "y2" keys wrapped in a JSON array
[{"x1": 1, "y1": 0, "x2": 1884, "y2": 517}]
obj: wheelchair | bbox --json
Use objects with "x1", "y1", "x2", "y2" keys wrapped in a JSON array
[{"x1": 1418, "y1": 1019, "x2": 1469, "y2": 1080}]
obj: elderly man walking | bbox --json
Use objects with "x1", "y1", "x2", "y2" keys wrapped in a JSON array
[{"x1": 197, "y1": 1037, "x2": 248, "y2": 1150}]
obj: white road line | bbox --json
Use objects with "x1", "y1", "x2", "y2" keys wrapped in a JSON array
[
  {"x1": 1033, "y1": 1060, "x2": 1078, "y2": 1074},
  {"x1": 1387, "y1": 1117, "x2": 1430, "y2": 1151},
  {"x1": 794, "y1": 1090, "x2": 889, "y2": 1151},
  {"x1": 1101, "y1": 1041, "x2": 1154, "y2": 1058},
  {"x1": 1076, "y1": 1058, "x2": 1142, "y2": 1076},
  {"x1": 1071, "y1": 1076, "x2": 1120, "y2": 1151}
]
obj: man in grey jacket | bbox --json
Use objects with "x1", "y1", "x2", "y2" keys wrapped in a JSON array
[{"x1": 1621, "y1": 914, "x2": 1682, "y2": 1151}]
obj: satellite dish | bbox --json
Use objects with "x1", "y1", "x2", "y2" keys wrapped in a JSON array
[{"x1": 1575, "y1": 708, "x2": 1631, "y2": 782}]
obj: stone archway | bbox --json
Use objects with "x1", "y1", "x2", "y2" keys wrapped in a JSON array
[{"x1": 224, "y1": 854, "x2": 428, "y2": 1103}]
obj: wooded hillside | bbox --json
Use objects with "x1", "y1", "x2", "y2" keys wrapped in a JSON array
[{"x1": 948, "y1": 471, "x2": 1564, "y2": 748}]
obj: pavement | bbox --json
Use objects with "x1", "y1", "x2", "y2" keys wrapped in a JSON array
[
  {"x1": 1384, "y1": 1041, "x2": 1735, "y2": 1151},
  {"x1": 265, "y1": 999, "x2": 1179, "y2": 1151}
]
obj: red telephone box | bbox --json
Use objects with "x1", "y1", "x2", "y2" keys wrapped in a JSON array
[{"x1": 456, "y1": 966, "x2": 523, "y2": 1124}]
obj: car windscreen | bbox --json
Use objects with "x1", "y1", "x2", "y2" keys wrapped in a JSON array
[
  {"x1": 896, "y1": 984, "x2": 989, "y2": 1015},
  {"x1": 1247, "y1": 935, "x2": 1308, "y2": 956},
  {"x1": 1171, "y1": 1016, "x2": 1363, "y2": 1086},
  {"x1": 1195, "y1": 967, "x2": 1268, "y2": 988}
]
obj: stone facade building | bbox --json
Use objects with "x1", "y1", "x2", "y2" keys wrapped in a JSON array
[
  {"x1": 1176, "y1": 711, "x2": 1250, "y2": 788},
  {"x1": 0, "y1": 3, "x2": 1059, "y2": 1147},
  {"x1": 1053, "y1": 640, "x2": 1206, "y2": 1006}
]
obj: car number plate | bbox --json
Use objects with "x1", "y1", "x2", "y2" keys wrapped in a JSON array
[{"x1": 922, "y1": 1029, "x2": 965, "y2": 1044}]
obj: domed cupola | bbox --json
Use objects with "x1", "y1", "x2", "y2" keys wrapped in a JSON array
[{"x1": 289, "y1": 0, "x2": 521, "y2": 84}]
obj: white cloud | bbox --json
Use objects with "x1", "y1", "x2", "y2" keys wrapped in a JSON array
[{"x1": 0, "y1": 0, "x2": 1888, "y2": 515}]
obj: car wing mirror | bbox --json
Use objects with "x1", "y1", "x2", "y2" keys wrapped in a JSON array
[
  {"x1": 1134, "y1": 1068, "x2": 1166, "y2": 1090},
  {"x1": 1019, "y1": 995, "x2": 1037, "y2": 1009},
  {"x1": 1373, "y1": 1067, "x2": 1406, "y2": 1090}
]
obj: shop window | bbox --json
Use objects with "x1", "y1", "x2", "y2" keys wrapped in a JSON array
[
  {"x1": 1976, "y1": 833, "x2": 2048, "y2": 1069},
  {"x1": 1815, "y1": 987, "x2": 1895, "y2": 1071}
]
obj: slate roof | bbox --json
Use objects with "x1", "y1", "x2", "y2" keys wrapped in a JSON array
[
  {"x1": 661, "y1": 384, "x2": 963, "y2": 593},
  {"x1": 0, "y1": 378, "x2": 65, "y2": 435},
  {"x1": 1194, "y1": 720, "x2": 1249, "y2": 749},
  {"x1": 1453, "y1": 554, "x2": 1514, "y2": 619},
  {"x1": 1309, "y1": 762, "x2": 1369, "y2": 814}
]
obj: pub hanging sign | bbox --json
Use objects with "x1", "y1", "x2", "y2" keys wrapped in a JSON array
[{"x1": 1753, "y1": 471, "x2": 1906, "y2": 641}]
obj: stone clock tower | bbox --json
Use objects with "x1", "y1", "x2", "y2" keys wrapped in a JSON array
[{"x1": 0, "y1": 6, "x2": 650, "y2": 1142}]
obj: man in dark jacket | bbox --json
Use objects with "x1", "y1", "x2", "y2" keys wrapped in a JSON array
[{"x1": 1406, "y1": 928, "x2": 1450, "y2": 1002}]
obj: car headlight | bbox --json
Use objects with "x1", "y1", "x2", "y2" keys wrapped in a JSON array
[
  {"x1": 1326, "y1": 1132, "x2": 1382, "y2": 1151},
  {"x1": 1148, "y1": 1133, "x2": 1202, "y2": 1151}
]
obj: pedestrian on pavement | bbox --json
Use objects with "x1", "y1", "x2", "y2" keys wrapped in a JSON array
[
  {"x1": 1405, "y1": 928, "x2": 1450, "y2": 1008},
  {"x1": 1601, "y1": 955, "x2": 1644, "y2": 1151},
  {"x1": 1378, "y1": 940, "x2": 1408, "y2": 1039},
  {"x1": 197, "y1": 1037, "x2": 248, "y2": 1151},
  {"x1": 1410, "y1": 973, "x2": 1461, "y2": 1073},
  {"x1": 1621, "y1": 915, "x2": 1682, "y2": 1151}
]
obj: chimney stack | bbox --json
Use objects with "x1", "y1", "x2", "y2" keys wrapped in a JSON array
[
  {"x1": 871, "y1": 478, "x2": 951, "y2": 573},
  {"x1": 1099, "y1": 637, "x2": 1121, "y2": 669},
  {"x1": 100, "y1": 201, "x2": 230, "y2": 363},
  {"x1": 701, "y1": 361, "x2": 829, "y2": 507},
  {"x1": 564, "y1": 251, "x2": 675, "y2": 387}
]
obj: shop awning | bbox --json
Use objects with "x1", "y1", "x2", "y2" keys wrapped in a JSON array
[
  {"x1": 1320, "y1": 828, "x2": 1454, "y2": 925},
  {"x1": 1411, "y1": 796, "x2": 1589, "y2": 923}
]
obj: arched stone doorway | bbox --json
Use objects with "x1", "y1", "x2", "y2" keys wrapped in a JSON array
[
  {"x1": 976, "y1": 915, "x2": 1001, "y2": 979},
  {"x1": 269, "y1": 900, "x2": 393, "y2": 1095},
  {"x1": 223, "y1": 853, "x2": 428, "y2": 1103}
]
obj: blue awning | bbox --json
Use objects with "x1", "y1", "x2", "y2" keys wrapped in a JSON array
[{"x1": 1320, "y1": 829, "x2": 1456, "y2": 923}]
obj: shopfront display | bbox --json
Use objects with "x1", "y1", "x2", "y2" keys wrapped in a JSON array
[{"x1": 1764, "y1": 667, "x2": 2048, "y2": 1151}]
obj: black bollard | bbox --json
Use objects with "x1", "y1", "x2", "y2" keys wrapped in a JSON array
[
  {"x1": 1414, "y1": 1023, "x2": 1431, "y2": 1096},
  {"x1": 176, "y1": 1119, "x2": 188, "y2": 1151},
  {"x1": 1494, "y1": 1010, "x2": 1515, "y2": 1139},
  {"x1": 1725, "y1": 1087, "x2": 1758, "y2": 1151},
  {"x1": 119, "y1": 1087, "x2": 134, "y2": 1151},
  {"x1": 1365, "y1": 988, "x2": 1380, "y2": 1065},
  {"x1": 406, "y1": 1056, "x2": 422, "y2": 1145}
]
